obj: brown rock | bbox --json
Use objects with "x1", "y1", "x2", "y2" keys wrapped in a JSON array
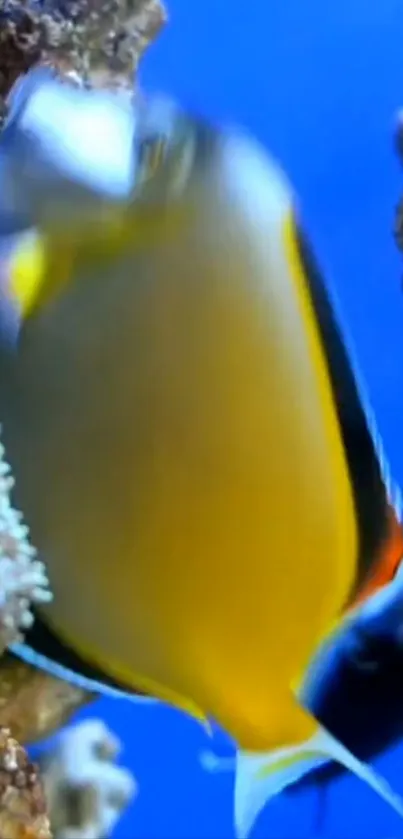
[
  {"x1": 0, "y1": 726, "x2": 51, "y2": 838},
  {"x1": 394, "y1": 113, "x2": 403, "y2": 263},
  {"x1": 0, "y1": 654, "x2": 94, "y2": 745},
  {"x1": 0, "y1": 0, "x2": 167, "y2": 114}
]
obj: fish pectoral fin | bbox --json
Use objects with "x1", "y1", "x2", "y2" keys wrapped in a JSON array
[{"x1": 234, "y1": 726, "x2": 403, "y2": 839}]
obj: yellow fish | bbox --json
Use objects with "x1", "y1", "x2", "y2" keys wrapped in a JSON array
[{"x1": 0, "y1": 76, "x2": 402, "y2": 838}]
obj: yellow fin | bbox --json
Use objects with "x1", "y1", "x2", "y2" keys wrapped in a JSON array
[
  {"x1": 233, "y1": 727, "x2": 403, "y2": 839},
  {"x1": 9, "y1": 231, "x2": 47, "y2": 318}
]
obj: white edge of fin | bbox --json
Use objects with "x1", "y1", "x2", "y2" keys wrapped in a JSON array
[
  {"x1": 10, "y1": 641, "x2": 158, "y2": 704},
  {"x1": 233, "y1": 728, "x2": 403, "y2": 839}
]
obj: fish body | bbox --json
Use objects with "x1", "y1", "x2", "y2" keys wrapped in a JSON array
[
  {"x1": 3, "y1": 133, "x2": 357, "y2": 747},
  {"x1": 0, "y1": 70, "x2": 401, "y2": 837}
]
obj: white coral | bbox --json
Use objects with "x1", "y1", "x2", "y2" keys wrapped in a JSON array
[
  {"x1": 41, "y1": 719, "x2": 136, "y2": 839},
  {"x1": 0, "y1": 429, "x2": 52, "y2": 650}
]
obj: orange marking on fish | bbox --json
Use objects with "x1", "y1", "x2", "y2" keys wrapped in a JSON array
[{"x1": 354, "y1": 507, "x2": 403, "y2": 606}]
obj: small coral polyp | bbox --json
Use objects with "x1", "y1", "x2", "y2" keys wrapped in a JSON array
[{"x1": 0, "y1": 429, "x2": 52, "y2": 651}]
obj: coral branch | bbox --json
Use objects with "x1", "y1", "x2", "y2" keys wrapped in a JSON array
[
  {"x1": 40, "y1": 719, "x2": 136, "y2": 839},
  {"x1": 0, "y1": 432, "x2": 52, "y2": 654}
]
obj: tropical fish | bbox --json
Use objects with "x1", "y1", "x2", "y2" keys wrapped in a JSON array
[{"x1": 0, "y1": 69, "x2": 401, "y2": 839}]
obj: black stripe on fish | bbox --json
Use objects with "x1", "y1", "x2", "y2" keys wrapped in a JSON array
[
  {"x1": 16, "y1": 610, "x2": 148, "y2": 698},
  {"x1": 293, "y1": 576, "x2": 403, "y2": 792},
  {"x1": 293, "y1": 217, "x2": 390, "y2": 606}
]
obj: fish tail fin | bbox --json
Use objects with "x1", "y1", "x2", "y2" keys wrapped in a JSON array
[{"x1": 234, "y1": 727, "x2": 403, "y2": 839}]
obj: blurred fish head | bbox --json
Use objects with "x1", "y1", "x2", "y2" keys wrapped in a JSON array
[
  {"x1": 0, "y1": 67, "x2": 197, "y2": 245},
  {"x1": 0, "y1": 68, "x2": 202, "y2": 340}
]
